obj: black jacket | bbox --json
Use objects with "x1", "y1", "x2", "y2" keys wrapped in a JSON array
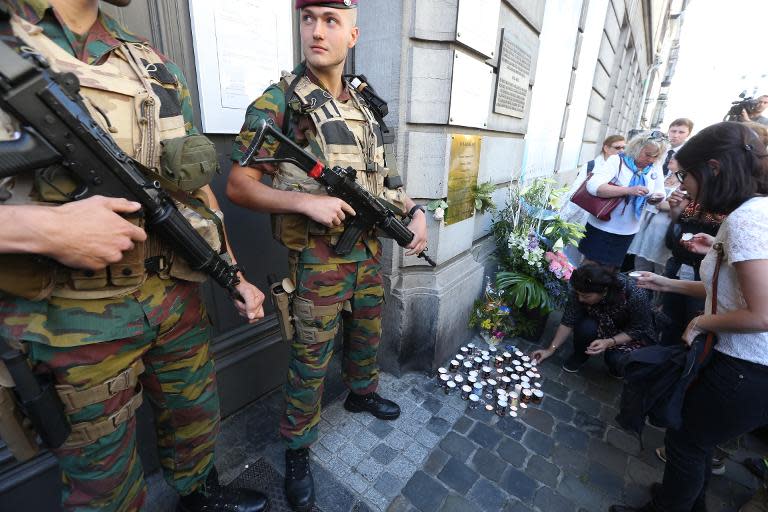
[{"x1": 615, "y1": 334, "x2": 716, "y2": 440}]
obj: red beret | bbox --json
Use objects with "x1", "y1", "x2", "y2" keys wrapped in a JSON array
[{"x1": 296, "y1": 0, "x2": 357, "y2": 9}]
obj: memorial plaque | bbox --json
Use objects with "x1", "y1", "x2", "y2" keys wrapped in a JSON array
[
  {"x1": 449, "y1": 50, "x2": 494, "y2": 129},
  {"x1": 456, "y1": 0, "x2": 501, "y2": 58},
  {"x1": 446, "y1": 135, "x2": 482, "y2": 226},
  {"x1": 189, "y1": 0, "x2": 294, "y2": 133},
  {"x1": 493, "y1": 33, "x2": 532, "y2": 119}
]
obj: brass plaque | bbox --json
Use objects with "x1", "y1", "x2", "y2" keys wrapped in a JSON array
[{"x1": 446, "y1": 134, "x2": 482, "y2": 225}]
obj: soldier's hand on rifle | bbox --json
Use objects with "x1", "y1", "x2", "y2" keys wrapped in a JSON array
[
  {"x1": 404, "y1": 208, "x2": 428, "y2": 257},
  {"x1": 40, "y1": 196, "x2": 147, "y2": 270},
  {"x1": 302, "y1": 195, "x2": 356, "y2": 228},
  {"x1": 233, "y1": 278, "x2": 266, "y2": 323}
]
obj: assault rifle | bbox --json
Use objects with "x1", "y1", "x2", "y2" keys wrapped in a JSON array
[
  {"x1": 0, "y1": 41, "x2": 243, "y2": 300},
  {"x1": 239, "y1": 119, "x2": 436, "y2": 267}
]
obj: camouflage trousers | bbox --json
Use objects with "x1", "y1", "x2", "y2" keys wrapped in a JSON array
[
  {"x1": 27, "y1": 287, "x2": 219, "y2": 512},
  {"x1": 280, "y1": 253, "x2": 383, "y2": 449}
]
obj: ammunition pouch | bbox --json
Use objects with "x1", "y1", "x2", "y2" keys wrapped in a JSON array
[
  {"x1": 292, "y1": 296, "x2": 345, "y2": 344},
  {"x1": 0, "y1": 383, "x2": 39, "y2": 461},
  {"x1": 160, "y1": 134, "x2": 221, "y2": 192}
]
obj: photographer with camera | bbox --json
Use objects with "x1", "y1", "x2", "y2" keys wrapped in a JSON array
[{"x1": 733, "y1": 94, "x2": 768, "y2": 125}]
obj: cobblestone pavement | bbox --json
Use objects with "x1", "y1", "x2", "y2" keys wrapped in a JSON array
[{"x1": 147, "y1": 336, "x2": 765, "y2": 512}]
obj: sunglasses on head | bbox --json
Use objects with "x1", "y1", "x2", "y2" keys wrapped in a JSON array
[{"x1": 647, "y1": 130, "x2": 669, "y2": 142}]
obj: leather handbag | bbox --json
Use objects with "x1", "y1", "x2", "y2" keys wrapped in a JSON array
[{"x1": 569, "y1": 159, "x2": 624, "y2": 220}]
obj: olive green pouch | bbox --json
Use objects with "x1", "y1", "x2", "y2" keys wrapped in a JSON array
[{"x1": 159, "y1": 135, "x2": 220, "y2": 192}]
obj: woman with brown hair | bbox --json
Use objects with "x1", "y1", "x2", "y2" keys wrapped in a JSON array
[{"x1": 609, "y1": 121, "x2": 768, "y2": 512}]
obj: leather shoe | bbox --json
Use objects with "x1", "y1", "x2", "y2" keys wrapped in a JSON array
[
  {"x1": 285, "y1": 448, "x2": 314, "y2": 512},
  {"x1": 343, "y1": 391, "x2": 400, "y2": 420},
  {"x1": 177, "y1": 467, "x2": 269, "y2": 512}
]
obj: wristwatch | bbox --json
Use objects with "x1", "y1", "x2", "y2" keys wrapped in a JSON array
[{"x1": 408, "y1": 204, "x2": 425, "y2": 219}]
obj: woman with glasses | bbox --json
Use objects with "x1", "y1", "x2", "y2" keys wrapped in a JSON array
[
  {"x1": 561, "y1": 134, "x2": 626, "y2": 264},
  {"x1": 610, "y1": 122, "x2": 768, "y2": 512},
  {"x1": 577, "y1": 131, "x2": 670, "y2": 269}
]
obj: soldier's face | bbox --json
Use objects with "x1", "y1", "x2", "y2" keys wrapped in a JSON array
[{"x1": 300, "y1": 7, "x2": 359, "y2": 72}]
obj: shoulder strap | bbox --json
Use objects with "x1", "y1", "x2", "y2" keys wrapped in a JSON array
[
  {"x1": 710, "y1": 242, "x2": 724, "y2": 315},
  {"x1": 587, "y1": 159, "x2": 595, "y2": 174}
]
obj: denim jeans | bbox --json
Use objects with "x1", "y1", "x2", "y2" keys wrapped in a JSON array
[
  {"x1": 569, "y1": 316, "x2": 625, "y2": 375},
  {"x1": 653, "y1": 351, "x2": 768, "y2": 511}
]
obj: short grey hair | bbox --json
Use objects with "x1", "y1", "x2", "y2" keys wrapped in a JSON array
[{"x1": 624, "y1": 131, "x2": 670, "y2": 163}]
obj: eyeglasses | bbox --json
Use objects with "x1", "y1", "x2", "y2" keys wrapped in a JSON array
[
  {"x1": 647, "y1": 130, "x2": 669, "y2": 142},
  {"x1": 675, "y1": 169, "x2": 688, "y2": 182},
  {"x1": 610, "y1": 145, "x2": 626, "y2": 150}
]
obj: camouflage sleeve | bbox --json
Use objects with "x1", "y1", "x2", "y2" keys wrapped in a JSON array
[
  {"x1": 230, "y1": 84, "x2": 288, "y2": 174},
  {"x1": 162, "y1": 60, "x2": 198, "y2": 136}
]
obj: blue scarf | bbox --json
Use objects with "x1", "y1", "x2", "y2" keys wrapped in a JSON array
[{"x1": 621, "y1": 154, "x2": 653, "y2": 218}]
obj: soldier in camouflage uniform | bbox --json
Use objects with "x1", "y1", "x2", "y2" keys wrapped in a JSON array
[
  {"x1": 0, "y1": 1, "x2": 270, "y2": 511},
  {"x1": 227, "y1": 1, "x2": 428, "y2": 510}
]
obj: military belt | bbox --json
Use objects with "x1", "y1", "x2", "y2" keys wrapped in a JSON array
[
  {"x1": 62, "y1": 385, "x2": 143, "y2": 449},
  {"x1": 56, "y1": 360, "x2": 145, "y2": 412}
]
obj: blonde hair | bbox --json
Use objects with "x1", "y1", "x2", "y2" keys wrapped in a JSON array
[{"x1": 624, "y1": 131, "x2": 669, "y2": 163}]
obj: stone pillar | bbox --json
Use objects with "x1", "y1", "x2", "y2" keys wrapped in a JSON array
[{"x1": 355, "y1": 0, "x2": 545, "y2": 373}]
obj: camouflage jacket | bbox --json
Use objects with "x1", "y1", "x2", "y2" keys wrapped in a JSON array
[
  {"x1": 232, "y1": 62, "x2": 381, "y2": 263},
  {"x1": 0, "y1": 0, "x2": 201, "y2": 347}
]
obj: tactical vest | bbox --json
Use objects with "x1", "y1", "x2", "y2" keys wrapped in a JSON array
[
  {"x1": 270, "y1": 72, "x2": 406, "y2": 251},
  {"x1": 0, "y1": 16, "x2": 222, "y2": 300}
]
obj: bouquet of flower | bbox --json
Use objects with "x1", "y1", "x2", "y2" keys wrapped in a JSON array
[
  {"x1": 468, "y1": 281, "x2": 513, "y2": 344},
  {"x1": 487, "y1": 178, "x2": 584, "y2": 333}
]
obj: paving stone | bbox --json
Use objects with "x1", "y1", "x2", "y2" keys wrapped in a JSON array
[
  {"x1": 437, "y1": 457, "x2": 480, "y2": 494},
  {"x1": 466, "y1": 403, "x2": 495, "y2": 424},
  {"x1": 424, "y1": 449, "x2": 450, "y2": 477},
  {"x1": 554, "y1": 423, "x2": 590, "y2": 451},
  {"x1": 385, "y1": 496, "x2": 416, "y2": 512},
  {"x1": 557, "y1": 474, "x2": 606, "y2": 510},
  {"x1": 401, "y1": 471, "x2": 448, "y2": 512},
  {"x1": 471, "y1": 448, "x2": 507, "y2": 482},
  {"x1": 626, "y1": 457, "x2": 661, "y2": 488},
  {"x1": 383, "y1": 429, "x2": 412, "y2": 451},
  {"x1": 519, "y1": 407, "x2": 555, "y2": 435},
  {"x1": 453, "y1": 416, "x2": 474, "y2": 434},
  {"x1": 623, "y1": 481, "x2": 651, "y2": 508},
  {"x1": 440, "y1": 494, "x2": 476, "y2": 512},
  {"x1": 568, "y1": 391, "x2": 602, "y2": 417},
  {"x1": 589, "y1": 438, "x2": 629, "y2": 476},
  {"x1": 408, "y1": 387, "x2": 427, "y2": 404},
  {"x1": 421, "y1": 396, "x2": 443, "y2": 414},
  {"x1": 409, "y1": 407, "x2": 432, "y2": 424},
  {"x1": 541, "y1": 379, "x2": 569, "y2": 401},
  {"x1": 468, "y1": 422, "x2": 503, "y2": 450},
  {"x1": 364, "y1": 487, "x2": 389, "y2": 511},
  {"x1": 357, "y1": 458, "x2": 385, "y2": 483},
  {"x1": 534, "y1": 486, "x2": 575, "y2": 512},
  {"x1": 402, "y1": 441, "x2": 430, "y2": 464},
  {"x1": 525, "y1": 454, "x2": 560, "y2": 488},
  {"x1": 503, "y1": 501, "x2": 534, "y2": 512},
  {"x1": 495, "y1": 416, "x2": 527, "y2": 441},
  {"x1": 355, "y1": 429, "x2": 381, "y2": 452},
  {"x1": 439, "y1": 432, "x2": 477, "y2": 462},
  {"x1": 435, "y1": 404, "x2": 463, "y2": 423},
  {"x1": 320, "y1": 431, "x2": 347, "y2": 452},
  {"x1": 347, "y1": 470, "x2": 371, "y2": 494},
  {"x1": 599, "y1": 403, "x2": 620, "y2": 426},
  {"x1": 499, "y1": 467, "x2": 538, "y2": 504},
  {"x1": 415, "y1": 428, "x2": 442, "y2": 449},
  {"x1": 497, "y1": 438, "x2": 528, "y2": 467},
  {"x1": 311, "y1": 443, "x2": 335, "y2": 466},
  {"x1": 369, "y1": 421, "x2": 395, "y2": 440},
  {"x1": 322, "y1": 403, "x2": 346, "y2": 425},
  {"x1": 573, "y1": 410, "x2": 608, "y2": 439},
  {"x1": 522, "y1": 428, "x2": 555, "y2": 458},
  {"x1": 426, "y1": 416, "x2": 452, "y2": 436},
  {"x1": 540, "y1": 396, "x2": 575, "y2": 423},
  {"x1": 387, "y1": 454, "x2": 417, "y2": 483},
  {"x1": 397, "y1": 418, "x2": 423, "y2": 438},
  {"x1": 374, "y1": 471, "x2": 404, "y2": 498},
  {"x1": 371, "y1": 443, "x2": 398, "y2": 465},
  {"x1": 551, "y1": 444, "x2": 585, "y2": 475},
  {"x1": 338, "y1": 442, "x2": 368, "y2": 468},
  {"x1": 336, "y1": 418, "x2": 364, "y2": 439},
  {"x1": 606, "y1": 426, "x2": 642, "y2": 456},
  {"x1": 468, "y1": 477, "x2": 509, "y2": 512},
  {"x1": 558, "y1": 371, "x2": 588, "y2": 393},
  {"x1": 587, "y1": 462, "x2": 625, "y2": 499}
]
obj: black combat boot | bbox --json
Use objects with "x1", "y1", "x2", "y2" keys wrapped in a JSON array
[
  {"x1": 343, "y1": 391, "x2": 400, "y2": 420},
  {"x1": 177, "y1": 466, "x2": 269, "y2": 512},
  {"x1": 285, "y1": 448, "x2": 314, "y2": 512}
]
